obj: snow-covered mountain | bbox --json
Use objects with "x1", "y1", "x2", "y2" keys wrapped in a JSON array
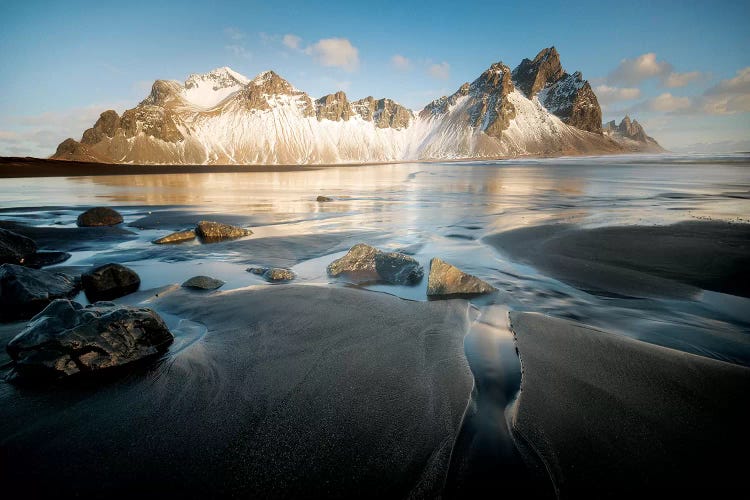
[{"x1": 53, "y1": 48, "x2": 662, "y2": 164}]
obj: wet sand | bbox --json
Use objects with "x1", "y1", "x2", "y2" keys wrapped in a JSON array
[
  {"x1": 0, "y1": 285, "x2": 473, "y2": 497},
  {"x1": 509, "y1": 312, "x2": 749, "y2": 496},
  {"x1": 486, "y1": 221, "x2": 750, "y2": 299}
]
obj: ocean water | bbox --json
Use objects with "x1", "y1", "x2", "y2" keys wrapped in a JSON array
[{"x1": 1, "y1": 153, "x2": 749, "y2": 493}]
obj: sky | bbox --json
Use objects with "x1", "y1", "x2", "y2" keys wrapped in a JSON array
[{"x1": 1, "y1": 0, "x2": 748, "y2": 156}]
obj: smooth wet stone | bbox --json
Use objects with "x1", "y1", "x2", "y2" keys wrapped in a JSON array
[
  {"x1": 153, "y1": 229, "x2": 196, "y2": 245},
  {"x1": 327, "y1": 243, "x2": 424, "y2": 285},
  {"x1": 0, "y1": 227, "x2": 38, "y2": 265},
  {"x1": 82, "y1": 263, "x2": 140, "y2": 301},
  {"x1": 23, "y1": 251, "x2": 72, "y2": 269},
  {"x1": 0, "y1": 263, "x2": 79, "y2": 321},
  {"x1": 182, "y1": 275, "x2": 225, "y2": 290},
  {"x1": 247, "y1": 267, "x2": 295, "y2": 282},
  {"x1": 316, "y1": 195, "x2": 333, "y2": 202},
  {"x1": 195, "y1": 221, "x2": 253, "y2": 243},
  {"x1": 426, "y1": 258, "x2": 496, "y2": 297},
  {"x1": 76, "y1": 207, "x2": 123, "y2": 227},
  {"x1": 7, "y1": 299, "x2": 173, "y2": 380}
]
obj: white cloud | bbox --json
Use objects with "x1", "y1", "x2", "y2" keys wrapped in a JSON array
[
  {"x1": 594, "y1": 85, "x2": 641, "y2": 105},
  {"x1": 607, "y1": 53, "x2": 672, "y2": 86},
  {"x1": 283, "y1": 34, "x2": 302, "y2": 50},
  {"x1": 697, "y1": 68, "x2": 750, "y2": 114},
  {"x1": 428, "y1": 62, "x2": 450, "y2": 80},
  {"x1": 663, "y1": 71, "x2": 702, "y2": 88},
  {"x1": 224, "y1": 27, "x2": 246, "y2": 41},
  {"x1": 705, "y1": 67, "x2": 750, "y2": 96},
  {"x1": 304, "y1": 38, "x2": 359, "y2": 71},
  {"x1": 646, "y1": 93, "x2": 692, "y2": 112},
  {"x1": 391, "y1": 54, "x2": 411, "y2": 71}
]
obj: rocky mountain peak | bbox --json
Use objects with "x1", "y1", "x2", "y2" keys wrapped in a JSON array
[
  {"x1": 470, "y1": 62, "x2": 515, "y2": 96},
  {"x1": 316, "y1": 91, "x2": 352, "y2": 121},
  {"x1": 512, "y1": 47, "x2": 564, "y2": 98},
  {"x1": 141, "y1": 80, "x2": 184, "y2": 107},
  {"x1": 603, "y1": 116, "x2": 663, "y2": 151},
  {"x1": 351, "y1": 97, "x2": 413, "y2": 129},
  {"x1": 185, "y1": 67, "x2": 249, "y2": 90}
]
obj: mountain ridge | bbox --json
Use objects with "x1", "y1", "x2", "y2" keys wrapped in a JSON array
[{"x1": 53, "y1": 48, "x2": 663, "y2": 164}]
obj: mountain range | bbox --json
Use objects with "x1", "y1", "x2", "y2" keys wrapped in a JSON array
[{"x1": 52, "y1": 47, "x2": 664, "y2": 164}]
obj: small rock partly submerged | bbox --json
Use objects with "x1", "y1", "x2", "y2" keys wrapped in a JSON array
[
  {"x1": 247, "y1": 267, "x2": 295, "y2": 282},
  {"x1": 153, "y1": 229, "x2": 196, "y2": 245},
  {"x1": 76, "y1": 207, "x2": 124, "y2": 227},
  {"x1": 327, "y1": 243, "x2": 424, "y2": 285},
  {"x1": 196, "y1": 221, "x2": 253, "y2": 243},
  {"x1": 182, "y1": 275, "x2": 225, "y2": 290},
  {"x1": 316, "y1": 195, "x2": 334, "y2": 202},
  {"x1": 6, "y1": 299, "x2": 173, "y2": 380},
  {"x1": 426, "y1": 258, "x2": 496, "y2": 297},
  {"x1": 82, "y1": 263, "x2": 140, "y2": 301}
]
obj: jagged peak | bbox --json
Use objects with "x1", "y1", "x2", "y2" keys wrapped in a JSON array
[
  {"x1": 185, "y1": 66, "x2": 250, "y2": 87},
  {"x1": 247, "y1": 70, "x2": 300, "y2": 95}
]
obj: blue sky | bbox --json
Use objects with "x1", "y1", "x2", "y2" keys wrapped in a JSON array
[{"x1": 1, "y1": 0, "x2": 748, "y2": 155}]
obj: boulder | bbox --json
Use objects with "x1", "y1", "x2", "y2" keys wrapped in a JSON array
[
  {"x1": 6, "y1": 299, "x2": 173, "y2": 380},
  {"x1": 0, "y1": 264, "x2": 79, "y2": 321},
  {"x1": 316, "y1": 195, "x2": 333, "y2": 202},
  {"x1": 195, "y1": 221, "x2": 253, "y2": 243},
  {"x1": 247, "y1": 267, "x2": 295, "y2": 282},
  {"x1": 327, "y1": 243, "x2": 424, "y2": 285},
  {"x1": 426, "y1": 258, "x2": 496, "y2": 297},
  {"x1": 0, "y1": 227, "x2": 37, "y2": 265},
  {"x1": 76, "y1": 207, "x2": 124, "y2": 227},
  {"x1": 23, "y1": 251, "x2": 72, "y2": 269},
  {"x1": 153, "y1": 229, "x2": 196, "y2": 244},
  {"x1": 182, "y1": 276, "x2": 225, "y2": 290},
  {"x1": 81, "y1": 263, "x2": 140, "y2": 301}
]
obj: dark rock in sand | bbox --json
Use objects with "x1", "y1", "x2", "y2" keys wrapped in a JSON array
[
  {"x1": 0, "y1": 264, "x2": 79, "y2": 321},
  {"x1": 508, "y1": 311, "x2": 750, "y2": 496},
  {"x1": 181, "y1": 275, "x2": 225, "y2": 290},
  {"x1": 0, "y1": 285, "x2": 472, "y2": 497},
  {"x1": 76, "y1": 207, "x2": 123, "y2": 227},
  {"x1": 195, "y1": 220, "x2": 253, "y2": 243},
  {"x1": 247, "y1": 266, "x2": 295, "y2": 282},
  {"x1": 153, "y1": 229, "x2": 196, "y2": 245},
  {"x1": 0, "y1": 227, "x2": 37, "y2": 265},
  {"x1": 426, "y1": 258, "x2": 496, "y2": 297},
  {"x1": 327, "y1": 243, "x2": 424, "y2": 285},
  {"x1": 316, "y1": 195, "x2": 333, "y2": 202},
  {"x1": 82, "y1": 263, "x2": 140, "y2": 301},
  {"x1": 7, "y1": 299, "x2": 173, "y2": 380},
  {"x1": 22, "y1": 251, "x2": 72, "y2": 269}
]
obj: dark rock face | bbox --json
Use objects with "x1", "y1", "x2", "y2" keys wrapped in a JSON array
[
  {"x1": 513, "y1": 47, "x2": 603, "y2": 134},
  {"x1": 315, "y1": 91, "x2": 352, "y2": 121},
  {"x1": 421, "y1": 62, "x2": 517, "y2": 140},
  {"x1": 511, "y1": 47, "x2": 564, "y2": 98},
  {"x1": 351, "y1": 97, "x2": 413, "y2": 129},
  {"x1": 182, "y1": 275, "x2": 225, "y2": 290},
  {"x1": 81, "y1": 263, "x2": 140, "y2": 301},
  {"x1": 426, "y1": 258, "x2": 496, "y2": 297},
  {"x1": 327, "y1": 243, "x2": 424, "y2": 285},
  {"x1": 0, "y1": 264, "x2": 79, "y2": 321},
  {"x1": 195, "y1": 221, "x2": 253, "y2": 243},
  {"x1": 81, "y1": 110, "x2": 121, "y2": 145},
  {"x1": 0, "y1": 227, "x2": 37, "y2": 265},
  {"x1": 52, "y1": 138, "x2": 101, "y2": 162},
  {"x1": 247, "y1": 267, "x2": 295, "y2": 282},
  {"x1": 240, "y1": 71, "x2": 315, "y2": 117},
  {"x1": 316, "y1": 195, "x2": 333, "y2": 202},
  {"x1": 76, "y1": 207, "x2": 124, "y2": 227},
  {"x1": 6, "y1": 299, "x2": 173, "y2": 380},
  {"x1": 602, "y1": 116, "x2": 665, "y2": 152},
  {"x1": 153, "y1": 229, "x2": 196, "y2": 244}
]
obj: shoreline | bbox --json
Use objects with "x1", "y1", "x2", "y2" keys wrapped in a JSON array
[{"x1": 0, "y1": 152, "x2": 677, "y2": 178}]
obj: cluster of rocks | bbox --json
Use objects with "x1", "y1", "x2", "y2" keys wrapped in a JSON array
[
  {"x1": 327, "y1": 243, "x2": 496, "y2": 298},
  {"x1": 247, "y1": 267, "x2": 296, "y2": 283},
  {"x1": 153, "y1": 220, "x2": 253, "y2": 245}
]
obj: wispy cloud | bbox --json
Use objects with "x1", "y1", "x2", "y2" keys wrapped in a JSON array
[
  {"x1": 283, "y1": 34, "x2": 302, "y2": 50},
  {"x1": 391, "y1": 54, "x2": 411, "y2": 71},
  {"x1": 428, "y1": 62, "x2": 450, "y2": 80},
  {"x1": 225, "y1": 44, "x2": 252, "y2": 59},
  {"x1": 304, "y1": 38, "x2": 359, "y2": 72},
  {"x1": 224, "y1": 27, "x2": 246, "y2": 41},
  {"x1": 663, "y1": 71, "x2": 703, "y2": 88},
  {"x1": 224, "y1": 28, "x2": 251, "y2": 59},
  {"x1": 594, "y1": 84, "x2": 641, "y2": 105}
]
